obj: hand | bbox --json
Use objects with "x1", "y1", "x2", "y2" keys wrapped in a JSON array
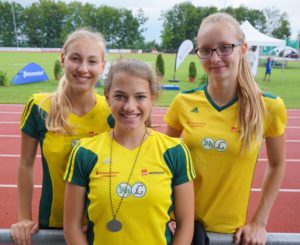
[
  {"x1": 10, "y1": 219, "x2": 39, "y2": 245},
  {"x1": 168, "y1": 220, "x2": 176, "y2": 235},
  {"x1": 234, "y1": 222, "x2": 267, "y2": 245}
]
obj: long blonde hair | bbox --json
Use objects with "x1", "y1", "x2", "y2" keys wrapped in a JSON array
[
  {"x1": 45, "y1": 28, "x2": 106, "y2": 134},
  {"x1": 199, "y1": 13, "x2": 265, "y2": 151}
]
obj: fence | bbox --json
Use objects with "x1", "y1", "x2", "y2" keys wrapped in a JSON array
[{"x1": 1, "y1": 229, "x2": 300, "y2": 244}]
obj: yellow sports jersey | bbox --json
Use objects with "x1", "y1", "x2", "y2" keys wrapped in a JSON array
[
  {"x1": 64, "y1": 129, "x2": 195, "y2": 245},
  {"x1": 164, "y1": 84, "x2": 287, "y2": 233},
  {"x1": 20, "y1": 93, "x2": 113, "y2": 228}
]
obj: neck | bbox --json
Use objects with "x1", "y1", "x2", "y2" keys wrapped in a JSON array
[
  {"x1": 207, "y1": 80, "x2": 237, "y2": 107},
  {"x1": 68, "y1": 90, "x2": 96, "y2": 116},
  {"x1": 112, "y1": 127, "x2": 148, "y2": 150}
]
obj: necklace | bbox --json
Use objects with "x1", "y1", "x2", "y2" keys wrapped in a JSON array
[{"x1": 107, "y1": 129, "x2": 147, "y2": 232}]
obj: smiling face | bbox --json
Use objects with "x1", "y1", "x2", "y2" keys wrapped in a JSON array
[
  {"x1": 61, "y1": 37, "x2": 105, "y2": 95},
  {"x1": 105, "y1": 72, "x2": 154, "y2": 134},
  {"x1": 197, "y1": 22, "x2": 246, "y2": 84}
]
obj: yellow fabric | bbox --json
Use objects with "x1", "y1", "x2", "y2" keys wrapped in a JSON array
[
  {"x1": 21, "y1": 93, "x2": 112, "y2": 227},
  {"x1": 164, "y1": 85, "x2": 287, "y2": 233},
  {"x1": 65, "y1": 129, "x2": 195, "y2": 244}
]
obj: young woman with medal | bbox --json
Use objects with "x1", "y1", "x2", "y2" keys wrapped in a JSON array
[
  {"x1": 64, "y1": 58, "x2": 196, "y2": 245},
  {"x1": 10, "y1": 29, "x2": 113, "y2": 245}
]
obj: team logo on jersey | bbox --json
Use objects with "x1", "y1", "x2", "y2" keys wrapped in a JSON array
[
  {"x1": 116, "y1": 182, "x2": 146, "y2": 198},
  {"x1": 191, "y1": 107, "x2": 199, "y2": 113},
  {"x1": 202, "y1": 138, "x2": 227, "y2": 152},
  {"x1": 131, "y1": 182, "x2": 146, "y2": 198},
  {"x1": 117, "y1": 183, "x2": 131, "y2": 198}
]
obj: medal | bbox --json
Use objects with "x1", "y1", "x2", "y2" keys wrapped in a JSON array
[
  {"x1": 107, "y1": 129, "x2": 147, "y2": 232},
  {"x1": 107, "y1": 218, "x2": 122, "y2": 232}
]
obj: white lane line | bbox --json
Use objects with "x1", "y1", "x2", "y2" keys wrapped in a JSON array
[
  {"x1": 0, "y1": 122, "x2": 19, "y2": 124},
  {"x1": 0, "y1": 135, "x2": 20, "y2": 138},
  {"x1": 0, "y1": 154, "x2": 41, "y2": 157},
  {"x1": 0, "y1": 184, "x2": 41, "y2": 188},
  {"x1": 0, "y1": 112, "x2": 21, "y2": 114},
  {"x1": 1, "y1": 155, "x2": 298, "y2": 162},
  {"x1": 251, "y1": 188, "x2": 300, "y2": 193},
  {"x1": 1, "y1": 184, "x2": 299, "y2": 193}
]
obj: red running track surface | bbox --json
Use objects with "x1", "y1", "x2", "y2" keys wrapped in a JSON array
[{"x1": 0, "y1": 105, "x2": 299, "y2": 232}]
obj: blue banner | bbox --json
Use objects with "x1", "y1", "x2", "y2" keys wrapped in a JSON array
[{"x1": 11, "y1": 63, "x2": 48, "y2": 85}]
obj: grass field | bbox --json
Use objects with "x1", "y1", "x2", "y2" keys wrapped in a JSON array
[{"x1": 0, "y1": 51, "x2": 299, "y2": 108}]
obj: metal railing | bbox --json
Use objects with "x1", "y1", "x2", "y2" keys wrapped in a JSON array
[{"x1": 1, "y1": 229, "x2": 300, "y2": 244}]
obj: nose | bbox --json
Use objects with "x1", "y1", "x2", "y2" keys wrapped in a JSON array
[
  {"x1": 211, "y1": 50, "x2": 221, "y2": 62},
  {"x1": 124, "y1": 98, "x2": 136, "y2": 112},
  {"x1": 78, "y1": 61, "x2": 88, "y2": 72}
]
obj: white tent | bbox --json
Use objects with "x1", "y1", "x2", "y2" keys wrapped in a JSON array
[{"x1": 240, "y1": 20, "x2": 285, "y2": 47}]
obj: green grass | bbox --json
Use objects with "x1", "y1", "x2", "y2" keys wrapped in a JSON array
[{"x1": 0, "y1": 51, "x2": 299, "y2": 108}]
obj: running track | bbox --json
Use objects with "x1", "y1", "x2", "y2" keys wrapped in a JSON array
[{"x1": 0, "y1": 104, "x2": 299, "y2": 232}]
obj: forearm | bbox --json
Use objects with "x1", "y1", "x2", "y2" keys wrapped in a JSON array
[
  {"x1": 172, "y1": 223, "x2": 193, "y2": 245},
  {"x1": 252, "y1": 162, "x2": 285, "y2": 225},
  {"x1": 17, "y1": 163, "x2": 34, "y2": 220},
  {"x1": 64, "y1": 225, "x2": 88, "y2": 245}
]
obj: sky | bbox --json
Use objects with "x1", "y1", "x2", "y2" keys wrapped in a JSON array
[{"x1": 19, "y1": 0, "x2": 300, "y2": 43}]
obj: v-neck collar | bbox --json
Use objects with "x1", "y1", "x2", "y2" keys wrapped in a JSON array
[{"x1": 204, "y1": 84, "x2": 238, "y2": 112}]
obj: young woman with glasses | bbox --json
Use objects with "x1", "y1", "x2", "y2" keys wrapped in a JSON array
[{"x1": 164, "y1": 13, "x2": 287, "y2": 244}]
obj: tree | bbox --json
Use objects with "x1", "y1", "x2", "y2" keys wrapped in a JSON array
[
  {"x1": 155, "y1": 54, "x2": 165, "y2": 78},
  {"x1": 223, "y1": 5, "x2": 266, "y2": 32},
  {"x1": 161, "y1": 3, "x2": 217, "y2": 51},
  {"x1": 188, "y1": 61, "x2": 197, "y2": 82},
  {"x1": 23, "y1": 0, "x2": 66, "y2": 47},
  {"x1": 272, "y1": 12, "x2": 291, "y2": 38},
  {"x1": 0, "y1": 1, "x2": 24, "y2": 47}
]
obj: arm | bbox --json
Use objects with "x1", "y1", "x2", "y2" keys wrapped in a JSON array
[
  {"x1": 172, "y1": 181, "x2": 194, "y2": 245},
  {"x1": 235, "y1": 134, "x2": 286, "y2": 245},
  {"x1": 165, "y1": 125, "x2": 182, "y2": 138},
  {"x1": 10, "y1": 132, "x2": 39, "y2": 245},
  {"x1": 64, "y1": 183, "x2": 88, "y2": 245}
]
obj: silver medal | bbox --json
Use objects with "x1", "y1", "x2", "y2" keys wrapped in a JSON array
[{"x1": 107, "y1": 219, "x2": 122, "y2": 232}]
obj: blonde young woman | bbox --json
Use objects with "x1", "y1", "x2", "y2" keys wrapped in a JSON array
[
  {"x1": 64, "y1": 58, "x2": 195, "y2": 245},
  {"x1": 10, "y1": 29, "x2": 113, "y2": 245},
  {"x1": 164, "y1": 13, "x2": 287, "y2": 244}
]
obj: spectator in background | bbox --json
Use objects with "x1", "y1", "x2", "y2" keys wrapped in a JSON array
[
  {"x1": 165, "y1": 13, "x2": 287, "y2": 245},
  {"x1": 10, "y1": 28, "x2": 114, "y2": 245},
  {"x1": 247, "y1": 45, "x2": 258, "y2": 76},
  {"x1": 263, "y1": 57, "x2": 273, "y2": 81}
]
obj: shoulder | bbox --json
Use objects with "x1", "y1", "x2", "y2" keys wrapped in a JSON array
[
  {"x1": 181, "y1": 84, "x2": 206, "y2": 95},
  {"x1": 262, "y1": 92, "x2": 287, "y2": 124},
  {"x1": 95, "y1": 93, "x2": 108, "y2": 106},
  {"x1": 262, "y1": 92, "x2": 286, "y2": 112},
  {"x1": 149, "y1": 129, "x2": 181, "y2": 146}
]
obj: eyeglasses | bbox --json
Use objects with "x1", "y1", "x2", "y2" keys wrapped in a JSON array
[{"x1": 195, "y1": 42, "x2": 242, "y2": 59}]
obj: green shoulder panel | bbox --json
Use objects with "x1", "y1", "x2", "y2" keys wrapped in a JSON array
[{"x1": 181, "y1": 84, "x2": 206, "y2": 94}]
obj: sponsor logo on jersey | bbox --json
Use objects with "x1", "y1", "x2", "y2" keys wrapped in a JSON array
[
  {"x1": 187, "y1": 121, "x2": 206, "y2": 128},
  {"x1": 202, "y1": 137, "x2": 227, "y2": 152},
  {"x1": 71, "y1": 139, "x2": 79, "y2": 148}
]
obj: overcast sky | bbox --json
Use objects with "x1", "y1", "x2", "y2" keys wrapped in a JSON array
[{"x1": 18, "y1": 0, "x2": 300, "y2": 43}]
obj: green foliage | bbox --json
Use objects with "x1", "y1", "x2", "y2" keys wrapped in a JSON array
[
  {"x1": 53, "y1": 60, "x2": 62, "y2": 80},
  {"x1": 199, "y1": 73, "x2": 208, "y2": 85},
  {"x1": 272, "y1": 13, "x2": 291, "y2": 38},
  {"x1": 155, "y1": 54, "x2": 165, "y2": 77},
  {"x1": 188, "y1": 61, "x2": 197, "y2": 78},
  {"x1": 0, "y1": 70, "x2": 9, "y2": 86}
]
